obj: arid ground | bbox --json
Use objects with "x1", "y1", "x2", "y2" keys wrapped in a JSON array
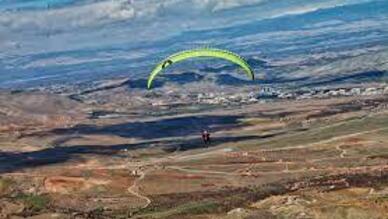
[{"x1": 1, "y1": 91, "x2": 388, "y2": 219}]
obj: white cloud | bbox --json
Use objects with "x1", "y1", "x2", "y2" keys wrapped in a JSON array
[
  {"x1": 0, "y1": 0, "x2": 375, "y2": 35},
  {"x1": 0, "y1": 1, "x2": 137, "y2": 33}
]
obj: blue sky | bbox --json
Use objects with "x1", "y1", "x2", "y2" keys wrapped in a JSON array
[{"x1": 0, "y1": 0, "x2": 387, "y2": 88}]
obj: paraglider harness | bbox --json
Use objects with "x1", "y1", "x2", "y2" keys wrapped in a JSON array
[{"x1": 202, "y1": 130, "x2": 211, "y2": 145}]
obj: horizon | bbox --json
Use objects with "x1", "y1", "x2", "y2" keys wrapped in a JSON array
[{"x1": 1, "y1": 0, "x2": 387, "y2": 89}]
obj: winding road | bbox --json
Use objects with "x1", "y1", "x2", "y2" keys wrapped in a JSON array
[
  {"x1": 123, "y1": 126, "x2": 388, "y2": 214},
  {"x1": 127, "y1": 168, "x2": 152, "y2": 209}
]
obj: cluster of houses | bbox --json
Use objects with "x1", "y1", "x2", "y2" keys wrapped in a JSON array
[{"x1": 194, "y1": 85, "x2": 388, "y2": 105}]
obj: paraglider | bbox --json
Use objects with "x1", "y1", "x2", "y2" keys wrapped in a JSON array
[
  {"x1": 201, "y1": 130, "x2": 211, "y2": 145},
  {"x1": 147, "y1": 48, "x2": 255, "y2": 89}
]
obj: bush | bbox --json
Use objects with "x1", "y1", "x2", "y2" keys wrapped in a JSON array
[
  {"x1": 16, "y1": 194, "x2": 50, "y2": 212},
  {"x1": 178, "y1": 201, "x2": 220, "y2": 215}
]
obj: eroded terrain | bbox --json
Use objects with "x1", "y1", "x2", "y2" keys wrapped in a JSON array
[{"x1": 1, "y1": 90, "x2": 388, "y2": 219}]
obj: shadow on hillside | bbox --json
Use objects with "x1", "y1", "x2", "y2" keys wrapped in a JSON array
[
  {"x1": 30, "y1": 115, "x2": 245, "y2": 140},
  {"x1": 0, "y1": 133, "x2": 278, "y2": 174}
]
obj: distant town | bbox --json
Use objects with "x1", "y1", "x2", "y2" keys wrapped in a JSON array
[
  {"x1": 195, "y1": 85, "x2": 388, "y2": 105},
  {"x1": 25, "y1": 80, "x2": 388, "y2": 109}
]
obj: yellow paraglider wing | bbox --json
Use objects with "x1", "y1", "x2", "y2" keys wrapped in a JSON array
[{"x1": 147, "y1": 48, "x2": 254, "y2": 89}]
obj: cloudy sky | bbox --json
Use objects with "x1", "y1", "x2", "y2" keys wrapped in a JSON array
[{"x1": 0, "y1": 0, "x2": 387, "y2": 88}]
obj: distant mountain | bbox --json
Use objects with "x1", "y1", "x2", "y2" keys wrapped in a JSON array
[
  {"x1": 305, "y1": 70, "x2": 388, "y2": 87},
  {"x1": 1, "y1": 0, "x2": 387, "y2": 90}
]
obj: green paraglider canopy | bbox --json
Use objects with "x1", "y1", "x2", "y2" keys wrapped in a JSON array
[{"x1": 147, "y1": 48, "x2": 255, "y2": 89}]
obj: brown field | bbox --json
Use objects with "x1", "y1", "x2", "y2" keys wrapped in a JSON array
[{"x1": 1, "y1": 92, "x2": 388, "y2": 218}]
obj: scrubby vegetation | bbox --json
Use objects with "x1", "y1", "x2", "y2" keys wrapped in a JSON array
[
  {"x1": 0, "y1": 177, "x2": 14, "y2": 195},
  {"x1": 16, "y1": 193, "x2": 50, "y2": 213}
]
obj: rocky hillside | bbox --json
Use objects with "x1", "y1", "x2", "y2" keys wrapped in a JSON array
[{"x1": 0, "y1": 92, "x2": 85, "y2": 132}]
